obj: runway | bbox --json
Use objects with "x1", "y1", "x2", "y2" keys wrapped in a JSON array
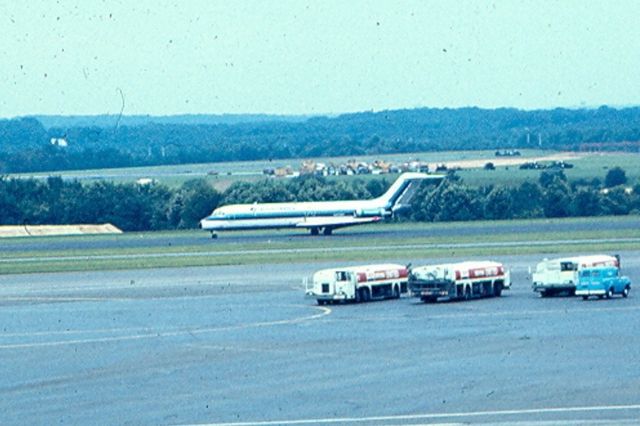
[
  {"x1": 1, "y1": 253, "x2": 639, "y2": 424},
  {"x1": 2, "y1": 216, "x2": 640, "y2": 253}
]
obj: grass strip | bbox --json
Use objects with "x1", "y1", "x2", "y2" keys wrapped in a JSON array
[{"x1": 2, "y1": 239, "x2": 639, "y2": 275}]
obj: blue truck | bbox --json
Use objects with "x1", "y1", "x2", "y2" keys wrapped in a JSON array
[{"x1": 575, "y1": 266, "x2": 631, "y2": 300}]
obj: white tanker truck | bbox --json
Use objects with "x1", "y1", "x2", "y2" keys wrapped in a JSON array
[
  {"x1": 305, "y1": 263, "x2": 409, "y2": 305},
  {"x1": 409, "y1": 260, "x2": 511, "y2": 303}
]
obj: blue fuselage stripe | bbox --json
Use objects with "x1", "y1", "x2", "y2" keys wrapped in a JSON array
[{"x1": 206, "y1": 209, "x2": 357, "y2": 221}]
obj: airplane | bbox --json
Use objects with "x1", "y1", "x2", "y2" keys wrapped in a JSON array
[{"x1": 199, "y1": 172, "x2": 444, "y2": 238}]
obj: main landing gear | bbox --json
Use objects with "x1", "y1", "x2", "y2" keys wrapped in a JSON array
[{"x1": 310, "y1": 227, "x2": 333, "y2": 236}]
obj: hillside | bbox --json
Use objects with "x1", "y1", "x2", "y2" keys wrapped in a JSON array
[{"x1": 1, "y1": 106, "x2": 639, "y2": 173}]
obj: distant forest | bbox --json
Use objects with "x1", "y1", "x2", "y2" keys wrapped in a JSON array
[
  {"x1": 1, "y1": 169, "x2": 638, "y2": 231},
  {"x1": 2, "y1": 106, "x2": 640, "y2": 173}
]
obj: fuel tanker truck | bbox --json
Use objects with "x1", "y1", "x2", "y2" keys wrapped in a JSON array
[
  {"x1": 409, "y1": 260, "x2": 511, "y2": 303},
  {"x1": 305, "y1": 263, "x2": 409, "y2": 305}
]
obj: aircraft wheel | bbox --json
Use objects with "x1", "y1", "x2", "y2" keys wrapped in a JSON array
[
  {"x1": 310, "y1": 227, "x2": 319, "y2": 236},
  {"x1": 323, "y1": 227, "x2": 333, "y2": 236}
]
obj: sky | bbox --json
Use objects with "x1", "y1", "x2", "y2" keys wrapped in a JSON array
[{"x1": 2, "y1": 0, "x2": 640, "y2": 118}]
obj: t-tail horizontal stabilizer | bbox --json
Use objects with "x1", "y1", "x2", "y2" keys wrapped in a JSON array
[{"x1": 374, "y1": 172, "x2": 444, "y2": 212}]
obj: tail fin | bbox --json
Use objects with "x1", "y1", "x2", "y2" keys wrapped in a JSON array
[{"x1": 375, "y1": 173, "x2": 444, "y2": 210}]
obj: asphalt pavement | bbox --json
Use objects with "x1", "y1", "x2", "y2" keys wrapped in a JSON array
[{"x1": 0, "y1": 252, "x2": 639, "y2": 425}]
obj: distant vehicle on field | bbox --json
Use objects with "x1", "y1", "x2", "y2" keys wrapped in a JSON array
[
  {"x1": 304, "y1": 264, "x2": 409, "y2": 305},
  {"x1": 531, "y1": 254, "x2": 619, "y2": 297},
  {"x1": 575, "y1": 266, "x2": 631, "y2": 300},
  {"x1": 409, "y1": 260, "x2": 510, "y2": 303}
]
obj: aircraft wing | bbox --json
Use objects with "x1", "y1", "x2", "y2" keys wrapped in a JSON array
[{"x1": 296, "y1": 216, "x2": 381, "y2": 229}]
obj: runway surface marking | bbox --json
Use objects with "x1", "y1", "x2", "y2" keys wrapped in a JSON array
[
  {"x1": 0, "y1": 296, "x2": 131, "y2": 302},
  {"x1": 0, "y1": 281, "x2": 294, "y2": 296},
  {"x1": 2, "y1": 302, "x2": 636, "y2": 344},
  {"x1": 3, "y1": 237, "x2": 640, "y2": 263},
  {"x1": 0, "y1": 305, "x2": 331, "y2": 350},
  {"x1": 182, "y1": 404, "x2": 640, "y2": 426},
  {"x1": 318, "y1": 303, "x2": 640, "y2": 323}
]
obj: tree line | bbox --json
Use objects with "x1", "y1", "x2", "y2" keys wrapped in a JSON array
[
  {"x1": 2, "y1": 106, "x2": 640, "y2": 173},
  {"x1": 0, "y1": 168, "x2": 637, "y2": 232}
]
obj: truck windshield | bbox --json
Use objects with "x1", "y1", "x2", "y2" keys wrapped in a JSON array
[
  {"x1": 560, "y1": 262, "x2": 577, "y2": 271},
  {"x1": 336, "y1": 271, "x2": 349, "y2": 281}
]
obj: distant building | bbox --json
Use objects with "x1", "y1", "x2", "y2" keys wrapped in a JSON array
[
  {"x1": 50, "y1": 137, "x2": 68, "y2": 147},
  {"x1": 136, "y1": 178, "x2": 156, "y2": 186}
]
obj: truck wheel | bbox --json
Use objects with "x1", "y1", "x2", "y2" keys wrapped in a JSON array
[
  {"x1": 493, "y1": 283, "x2": 503, "y2": 297},
  {"x1": 464, "y1": 286, "x2": 471, "y2": 300},
  {"x1": 392, "y1": 285, "x2": 400, "y2": 299},
  {"x1": 606, "y1": 288, "x2": 614, "y2": 299},
  {"x1": 362, "y1": 288, "x2": 371, "y2": 302},
  {"x1": 623, "y1": 286, "x2": 630, "y2": 298},
  {"x1": 540, "y1": 290, "x2": 549, "y2": 298},
  {"x1": 355, "y1": 289, "x2": 362, "y2": 303},
  {"x1": 582, "y1": 296, "x2": 589, "y2": 300},
  {"x1": 317, "y1": 299, "x2": 326, "y2": 305}
]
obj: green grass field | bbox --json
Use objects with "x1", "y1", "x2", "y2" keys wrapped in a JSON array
[
  {"x1": 2, "y1": 216, "x2": 639, "y2": 274},
  {"x1": 16, "y1": 149, "x2": 519, "y2": 189},
  {"x1": 12, "y1": 149, "x2": 639, "y2": 190},
  {"x1": 458, "y1": 152, "x2": 640, "y2": 187}
]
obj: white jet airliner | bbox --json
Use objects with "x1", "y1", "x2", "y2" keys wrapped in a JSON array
[{"x1": 200, "y1": 172, "x2": 443, "y2": 237}]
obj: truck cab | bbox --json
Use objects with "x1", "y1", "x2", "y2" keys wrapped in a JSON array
[
  {"x1": 307, "y1": 269, "x2": 357, "y2": 303},
  {"x1": 305, "y1": 264, "x2": 408, "y2": 305},
  {"x1": 575, "y1": 266, "x2": 631, "y2": 300}
]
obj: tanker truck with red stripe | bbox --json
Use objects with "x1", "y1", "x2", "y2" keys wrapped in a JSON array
[
  {"x1": 305, "y1": 264, "x2": 409, "y2": 305},
  {"x1": 409, "y1": 260, "x2": 511, "y2": 303}
]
